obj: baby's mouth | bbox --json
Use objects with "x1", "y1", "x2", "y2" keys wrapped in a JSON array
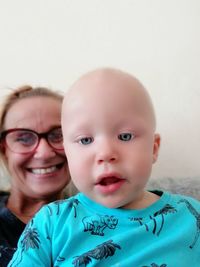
[
  {"x1": 95, "y1": 174, "x2": 125, "y2": 194},
  {"x1": 98, "y1": 177, "x2": 122, "y2": 186},
  {"x1": 27, "y1": 163, "x2": 64, "y2": 175},
  {"x1": 96, "y1": 173, "x2": 125, "y2": 186}
]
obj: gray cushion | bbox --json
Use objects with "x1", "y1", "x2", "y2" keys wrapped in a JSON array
[{"x1": 147, "y1": 177, "x2": 200, "y2": 200}]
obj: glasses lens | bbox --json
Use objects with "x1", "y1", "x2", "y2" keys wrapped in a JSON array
[
  {"x1": 6, "y1": 130, "x2": 38, "y2": 153},
  {"x1": 48, "y1": 128, "x2": 63, "y2": 150}
]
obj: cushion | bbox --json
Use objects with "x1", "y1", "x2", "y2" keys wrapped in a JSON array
[{"x1": 147, "y1": 177, "x2": 200, "y2": 200}]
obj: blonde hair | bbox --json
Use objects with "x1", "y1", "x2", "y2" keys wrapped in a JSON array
[{"x1": 0, "y1": 85, "x2": 63, "y2": 132}]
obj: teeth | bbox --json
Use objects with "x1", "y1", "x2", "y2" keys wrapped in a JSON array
[{"x1": 31, "y1": 166, "x2": 57, "y2": 174}]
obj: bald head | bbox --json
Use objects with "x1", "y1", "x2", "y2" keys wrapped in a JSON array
[
  {"x1": 62, "y1": 68, "x2": 156, "y2": 131},
  {"x1": 62, "y1": 68, "x2": 160, "y2": 208}
]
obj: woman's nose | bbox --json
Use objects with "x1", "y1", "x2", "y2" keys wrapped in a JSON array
[{"x1": 33, "y1": 138, "x2": 56, "y2": 159}]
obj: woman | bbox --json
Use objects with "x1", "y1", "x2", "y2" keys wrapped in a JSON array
[{"x1": 0, "y1": 86, "x2": 70, "y2": 266}]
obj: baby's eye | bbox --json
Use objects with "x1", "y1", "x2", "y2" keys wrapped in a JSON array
[
  {"x1": 118, "y1": 133, "x2": 133, "y2": 141},
  {"x1": 79, "y1": 137, "x2": 93, "y2": 145}
]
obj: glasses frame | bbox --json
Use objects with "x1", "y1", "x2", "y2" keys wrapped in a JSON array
[{"x1": 0, "y1": 127, "x2": 64, "y2": 154}]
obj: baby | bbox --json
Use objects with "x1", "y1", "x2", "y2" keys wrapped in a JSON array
[{"x1": 8, "y1": 68, "x2": 200, "y2": 267}]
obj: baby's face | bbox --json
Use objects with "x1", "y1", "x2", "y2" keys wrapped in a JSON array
[{"x1": 62, "y1": 69, "x2": 160, "y2": 209}]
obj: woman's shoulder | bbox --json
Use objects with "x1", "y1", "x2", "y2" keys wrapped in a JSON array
[
  {"x1": 0, "y1": 191, "x2": 9, "y2": 208},
  {"x1": 0, "y1": 190, "x2": 9, "y2": 197}
]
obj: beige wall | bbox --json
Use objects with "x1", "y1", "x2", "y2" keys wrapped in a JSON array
[{"x1": 0, "y1": 0, "x2": 199, "y2": 182}]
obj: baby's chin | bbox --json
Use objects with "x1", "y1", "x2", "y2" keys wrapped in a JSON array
[{"x1": 88, "y1": 194, "x2": 130, "y2": 209}]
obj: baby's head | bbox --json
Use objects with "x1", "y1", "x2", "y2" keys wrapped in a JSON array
[{"x1": 62, "y1": 68, "x2": 160, "y2": 209}]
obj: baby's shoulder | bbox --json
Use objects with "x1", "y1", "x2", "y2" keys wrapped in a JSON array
[
  {"x1": 170, "y1": 193, "x2": 200, "y2": 211},
  {"x1": 31, "y1": 194, "x2": 81, "y2": 223},
  {"x1": 45, "y1": 195, "x2": 80, "y2": 216}
]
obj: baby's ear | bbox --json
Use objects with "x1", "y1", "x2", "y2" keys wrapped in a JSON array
[{"x1": 152, "y1": 133, "x2": 161, "y2": 163}]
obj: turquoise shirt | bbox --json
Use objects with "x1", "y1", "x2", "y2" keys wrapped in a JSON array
[{"x1": 8, "y1": 191, "x2": 200, "y2": 267}]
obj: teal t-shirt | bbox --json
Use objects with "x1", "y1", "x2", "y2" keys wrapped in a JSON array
[{"x1": 8, "y1": 191, "x2": 200, "y2": 267}]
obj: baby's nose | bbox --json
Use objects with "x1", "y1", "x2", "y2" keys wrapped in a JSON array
[{"x1": 96, "y1": 141, "x2": 118, "y2": 164}]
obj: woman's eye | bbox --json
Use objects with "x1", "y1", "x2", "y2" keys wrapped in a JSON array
[
  {"x1": 118, "y1": 133, "x2": 133, "y2": 141},
  {"x1": 15, "y1": 133, "x2": 36, "y2": 146},
  {"x1": 79, "y1": 137, "x2": 93, "y2": 145},
  {"x1": 49, "y1": 130, "x2": 63, "y2": 143}
]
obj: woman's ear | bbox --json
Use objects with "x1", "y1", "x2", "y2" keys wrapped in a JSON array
[
  {"x1": 152, "y1": 133, "x2": 161, "y2": 163},
  {"x1": 0, "y1": 143, "x2": 5, "y2": 154},
  {"x1": 0, "y1": 142, "x2": 8, "y2": 162}
]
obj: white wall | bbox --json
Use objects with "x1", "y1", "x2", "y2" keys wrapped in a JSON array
[{"x1": 0, "y1": 0, "x2": 199, "y2": 179}]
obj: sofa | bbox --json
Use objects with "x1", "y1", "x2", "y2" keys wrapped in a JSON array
[{"x1": 147, "y1": 177, "x2": 200, "y2": 200}]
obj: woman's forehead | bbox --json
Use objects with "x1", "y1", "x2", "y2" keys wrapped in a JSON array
[{"x1": 4, "y1": 97, "x2": 61, "y2": 130}]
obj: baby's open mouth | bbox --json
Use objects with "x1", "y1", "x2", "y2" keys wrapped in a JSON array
[
  {"x1": 98, "y1": 177, "x2": 122, "y2": 186},
  {"x1": 95, "y1": 174, "x2": 125, "y2": 194}
]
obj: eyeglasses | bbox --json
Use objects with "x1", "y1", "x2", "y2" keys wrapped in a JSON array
[{"x1": 0, "y1": 127, "x2": 64, "y2": 154}]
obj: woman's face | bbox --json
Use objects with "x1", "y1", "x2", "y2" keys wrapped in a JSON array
[{"x1": 3, "y1": 96, "x2": 70, "y2": 199}]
